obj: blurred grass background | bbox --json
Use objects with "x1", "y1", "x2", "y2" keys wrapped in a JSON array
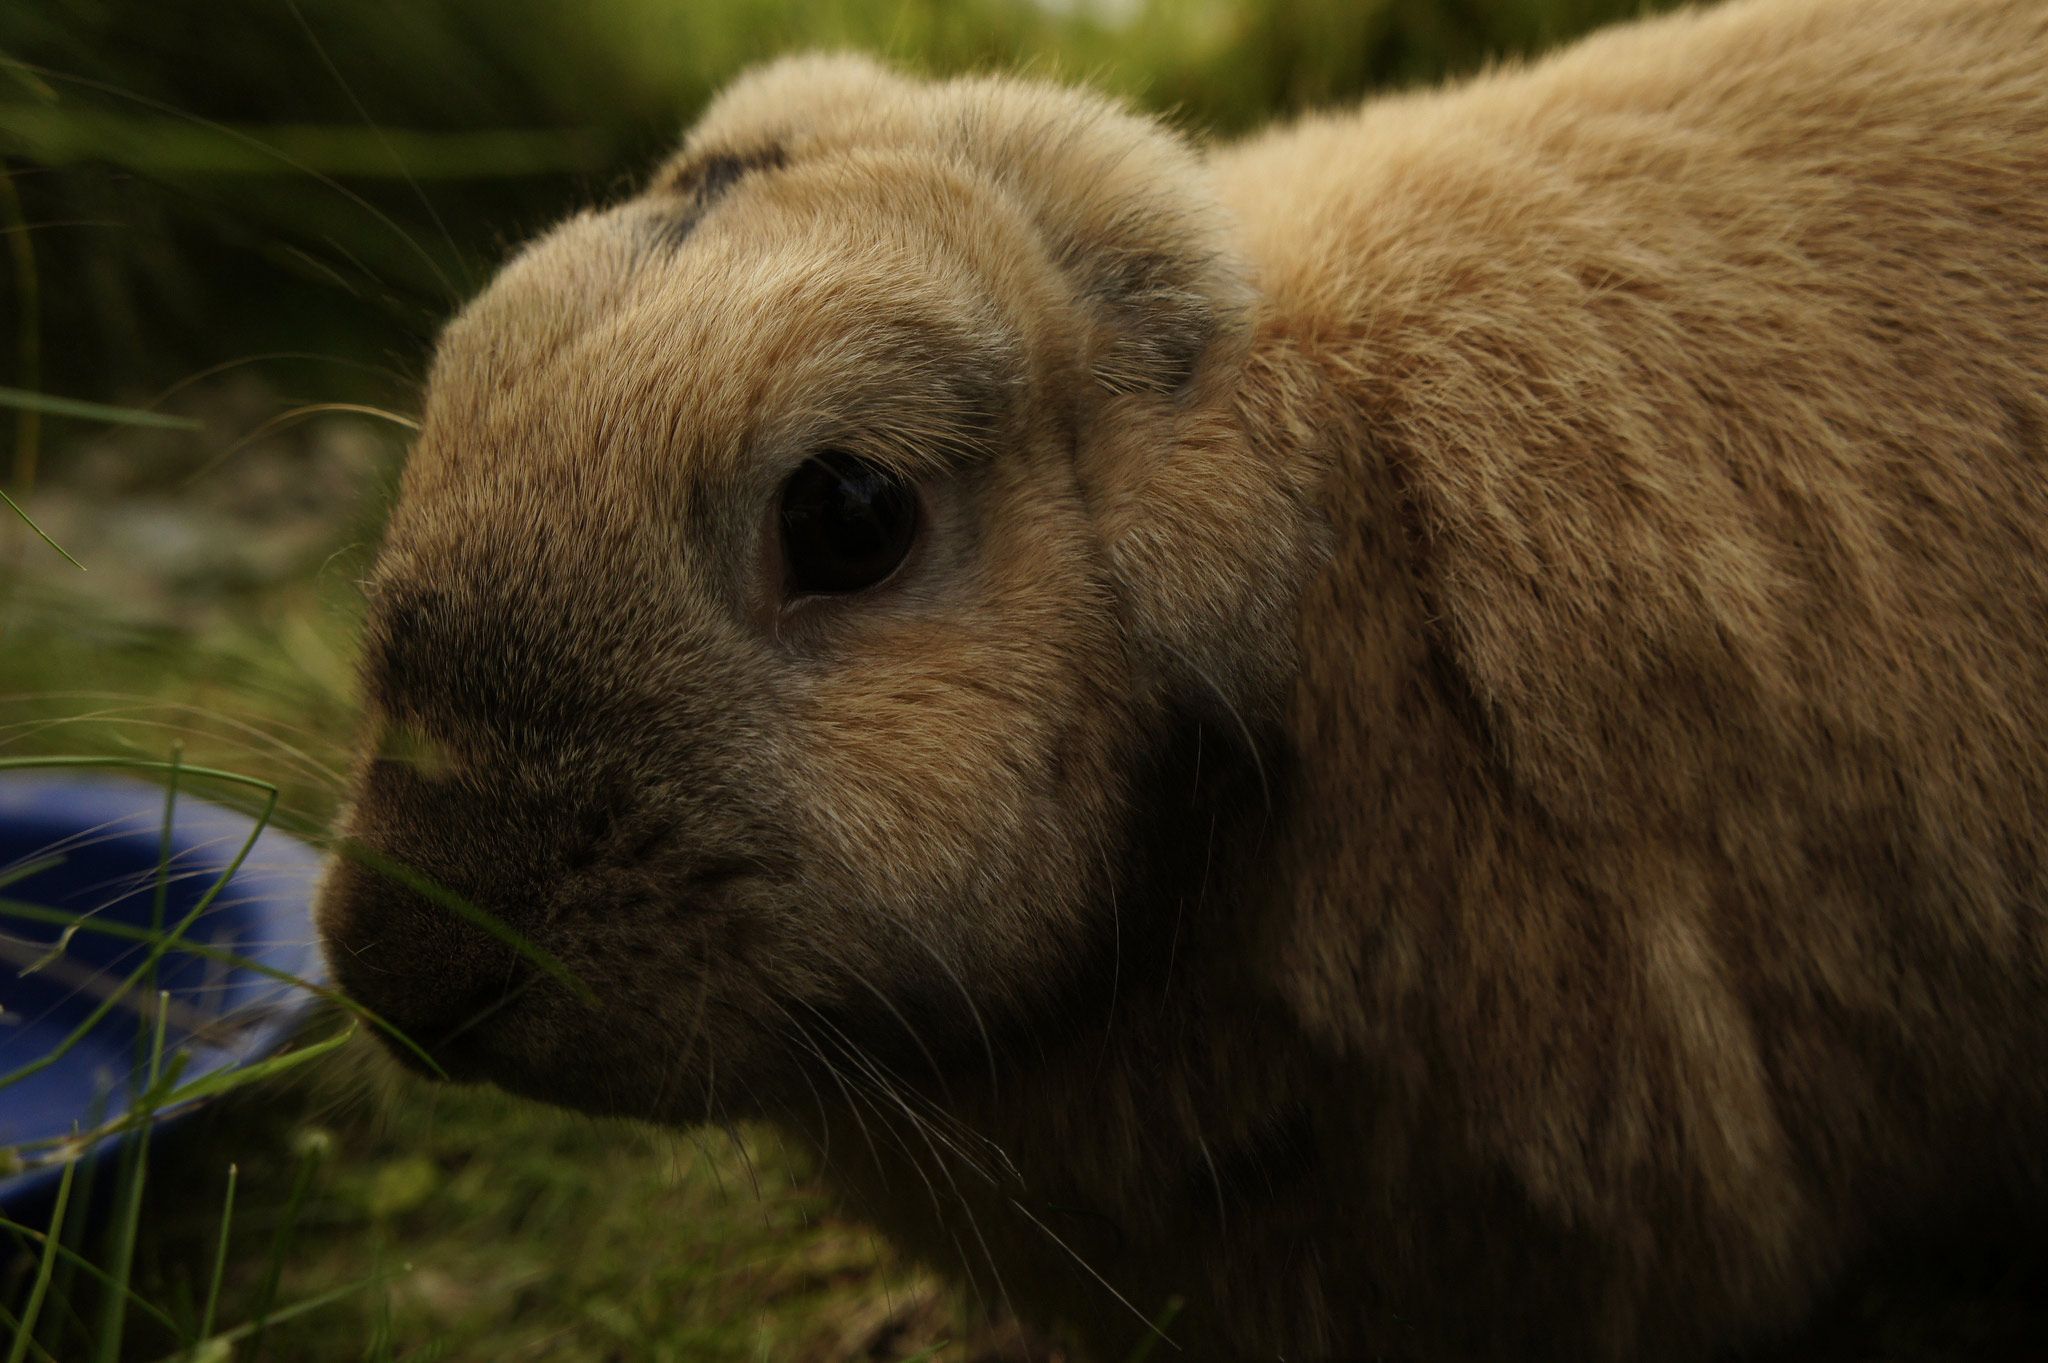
[
  {"x1": 1, "y1": 0, "x2": 1667, "y2": 411},
  {"x1": 0, "y1": 1, "x2": 1711, "y2": 1359}
]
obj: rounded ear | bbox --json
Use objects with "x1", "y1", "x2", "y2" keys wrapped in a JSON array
[
  {"x1": 935, "y1": 77, "x2": 1249, "y2": 397},
  {"x1": 933, "y1": 70, "x2": 1252, "y2": 397},
  {"x1": 653, "y1": 52, "x2": 1248, "y2": 397},
  {"x1": 886, "y1": 75, "x2": 1324, "y2": 724}
]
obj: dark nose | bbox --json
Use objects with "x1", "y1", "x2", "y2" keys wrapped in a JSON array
[
  {"x1": 317, "y1": 850, "x2": 535, "y2": 1077},
  {"x1": 314, "y1": 755, "x2": 559, "y2": 1076}
]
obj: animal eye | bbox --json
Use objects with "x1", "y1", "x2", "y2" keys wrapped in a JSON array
[{"x1": 779, "y1": 451, "x2": 919, "y2": 595}]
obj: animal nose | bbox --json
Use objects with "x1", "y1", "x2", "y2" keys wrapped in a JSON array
[{"x1": 315, "y1": 848, "x2": 531, "y2": 1078}]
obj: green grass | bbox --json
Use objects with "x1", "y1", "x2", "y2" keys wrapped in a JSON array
[
  {"x1": 57, "y1": 1049, "x2": 960, "y2": 1362},
  {"x1": 0, "y1": 1, "x2": 1687, "y2": 1358}
]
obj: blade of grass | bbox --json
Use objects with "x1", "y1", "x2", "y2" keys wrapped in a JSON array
[
  {"x1": 0, "y1": 926, "x2": 177, "y2": 1088},
  {"x1": 159, "y1": 1023, "x2": 354, "y2": 1107},
  {"x1": 40, "y1": 1118, "x2": 102, "y2": 1361},
  {"x1": 0, "y1": 386, "x2": 203, "y2": 431},
  {"x1": 4, "y1": 1157, "x2": 75, "y2": 1363},
  {"x1": 246, "y1": 1128, "x2": 328, "y2": 1363},
  {"x1": 0, "y1": 1216, "x2": 184, "y2": 1337},
  {"x1": 181, "y1": 401, "x2": 417, "y2": 486},
  {"x1": 0, "y1": 105, "x2": 606, "y2": 180},
  {"x1": 0, "y1": 755, "x2": 281, "y2": 1088},
  {"x1": 287, "y1": 0, "x2": 465, "y2": 291},
  {"x1": 153, "y1": 752, "x2": 181, "y2": 947},
  {"x1": 144, "y1": 352, "x2": 410, "y2": 410},
  {"x1": 0, "y1": 57, "x2": 462, "y2": 300},
  {"x1": 93, "y1": 993, "x2": 172, "y2": 1363},
  {"x1": 0, "y1": 866, "x2": 252, "y2": 1091},
  {"x1": 0, "y1": 933, "x2": 227, "y2": 1042},
  {"x1": 334, "y1": 837, "x2": 597, "y2": 1007},
  {"x1": 0, "y1": 1305, "x2": 59, "y2": 1363},
  {"x1": 1, "y1": 1026, "x2": 354, "y2": 1169},
  {"x1": 0, "y1": 854, "x2": 63, "y2": 890},
  {"x1": 138, "y1": 750, "x2": 183, "y2": 1075},
  {"x1": 149, "y1": 1264, "x2": 411, "y2": 1363},
  {"x1": 195, "y1": 1164, "x2": 238, "y2": 1349},
  {"x1": 141, "y1": 1037, "x2": 192, "y2": 1107},
  {"x1": 0, "y1": 757, "x2": 282, "y2": 808},
  {"x1": 0, "y1": 486, "x2": 83, "y2": 570},
  {"x1": 0, "y1": 163, "x2": 39, "y2": 489},
  {"x1": 361, "y1": 1239, "x2": 393, "y2": 1363},
  {"x1": 0, "y1": 49, "x2": 55, "y2": 101}
]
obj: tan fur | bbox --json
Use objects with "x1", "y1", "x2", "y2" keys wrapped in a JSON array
[{"x1": 316, "y1": 0, "x2": 2048, "y2": 1356}]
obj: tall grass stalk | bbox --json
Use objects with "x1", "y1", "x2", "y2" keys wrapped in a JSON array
[
  {"x1": 0, "y1": 161, "x2": 37, "y2": 491},
  {"x1": 3, "y1": 1160, "x2": 72, "y2": 1363},
  {"x1": 194, "y1": 1162, "x2": 237, "y2": 1351},
  {"x1": 90, "y1": 993, "x2": 170, "y2": 1363}
]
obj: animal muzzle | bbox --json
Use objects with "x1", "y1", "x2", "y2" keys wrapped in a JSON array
[{"x1": 315, "y1": 846, "x2": 549, "y2": 1079}]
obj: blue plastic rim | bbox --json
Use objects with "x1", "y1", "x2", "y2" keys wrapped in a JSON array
[{"x1": 0, "y1": 771, "x2": 330, "y2": 1212}]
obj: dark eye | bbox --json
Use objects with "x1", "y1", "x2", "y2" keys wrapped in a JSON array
[{"x1": 778, "y1": 451, "x2": 919, "y2": 595}]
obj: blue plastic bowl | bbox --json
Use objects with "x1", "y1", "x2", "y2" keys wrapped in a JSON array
[{"x1": 0, "y1": 772, "x2": 329, "y2": 1212}]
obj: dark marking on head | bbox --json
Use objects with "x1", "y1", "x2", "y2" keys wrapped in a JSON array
[
  {"x1": 688, "y1": 145, "x2": 788, "y2": 202},
  {"x1": 644, "y1": 143, "x2": 789, "y2": 250}
]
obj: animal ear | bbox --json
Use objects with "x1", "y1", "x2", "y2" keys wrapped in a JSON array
[
  {"x1": 656, "y1": 53, "x2": 1244, "y2": 396},
  {"x1": 914, "y1": 80, "x2": 1322, "y2": 710},
  {"x1": 930, "y1": 74, "x2": 1248, "y2": 396}
]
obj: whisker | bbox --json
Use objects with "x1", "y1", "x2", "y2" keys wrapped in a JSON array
[
  {"x1": 881, "y1": 909, "x2": 1002, "y2": 1101},
  {"x1": 791, "y1": 1000, "x2": 999, "y2": 1184},
  {"x1": 760, "y1": 996, "x2": 896, "y2": 1194},
  {"x1": 720, "y1": 1119, "x2": 767, "y2": 1205},
  {"x1": 1097, "y1": 841, "x2": 1122, "y2": 1075},
  {"x1": 649, "y1": 937, "x2": 716, "y2": 1120},
  {"x1": 433, "y1": 970, "x2": 543, "y2": 1049},
  {"x1": 1152, "y1": 637, "x2": 1271, "y2": 813},
  {"x1": 144, "y1": 351, "x2": 415, "y2": 411},
  {"x1": 783, "y1": 998, "x2": 1028, "y2": 1329},
  {"x1": 809, "y1": 938, "x2": 956, "y2": 1103},
  {"x1": 1007, "y1": 1196, "x2": 1182, "y2": 1353},
  {"x1": 284, "y1": 0, "x2": 469, "y2": 289}
]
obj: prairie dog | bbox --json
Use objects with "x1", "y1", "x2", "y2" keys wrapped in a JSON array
[{"x1": 316, "y1": 0, "x2": 2048, "y2": 1356}]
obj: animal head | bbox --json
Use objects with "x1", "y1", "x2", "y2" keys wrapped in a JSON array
[{"x1": 316, "y1": 53, "x2": 1320, "y2": 1121}]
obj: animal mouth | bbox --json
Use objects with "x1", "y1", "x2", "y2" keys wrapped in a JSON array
[{"x1": 373, "y1": 965, "x2": 541, "y2": 1083}]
